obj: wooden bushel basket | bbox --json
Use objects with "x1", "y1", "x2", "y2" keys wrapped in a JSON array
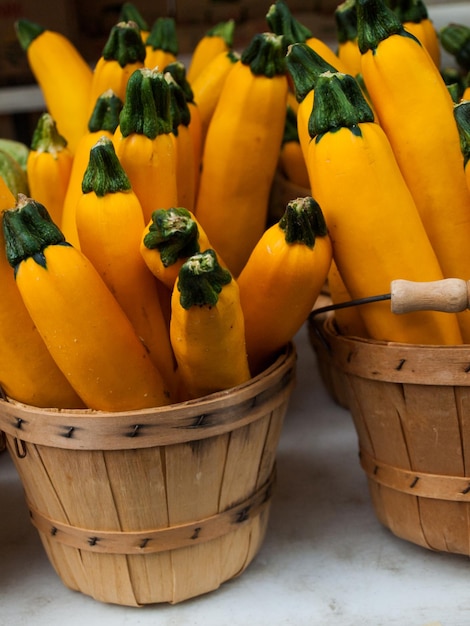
[
  {"x1": 318, "y1": 313, "x2": 470, "y2": 556},
  {"x1": 0, "y1": 344, "x2": 296, "y2": 607}
]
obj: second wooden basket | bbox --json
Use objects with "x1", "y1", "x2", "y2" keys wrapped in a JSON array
[
  {"x1": 0, "y1": 344, "x2": 296, "y2": 607},
  {"x1": 315, "y1": 316, "x2": 470, "y2": 556}
]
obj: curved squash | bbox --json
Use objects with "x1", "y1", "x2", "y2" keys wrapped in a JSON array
[
  {"x1": 238, "y1": 196, "x2": 332, "y2": 374},
  {"x1": 0, "y1": 182, "x2": 85, "y2": 408},
  {"x1": 3, "y1": 195, "x2": 171, "y2": 411}
]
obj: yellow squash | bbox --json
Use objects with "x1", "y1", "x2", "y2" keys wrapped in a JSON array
[
  {"x1": 0, "y1": 182, "x2": 84, "y2": 408},
  {"x1": 238, "y1": 196, "x2": 332, "y2": 375},
  {"x1": 279, "y1": 104, "x2": 310, "y2": 188},
  {"x1": 334, "y1": 0, "x2": 362, "y2": 76},
  {"x1": 285, "y1": 42, "x2": 338, "y2": 165},
  {"x1": 170, "y1": 249, "x2": 251, "y2": 400},
  {"x1": 75, "y1": 137, "x2": 177, "y2": 399},
  {"x1": 3, "y1": 195, "x2": 171, "y2": 411},
  {"x1": 87, "y1": 21, "x2": 146, "y2": 119},
  {"x1": 163, "y1": 61, "x2": 204, "y2": 194},
  {"x1": 144, "y1": 17, "x2": 178, "y2": 69},
  {"x1": 113, "y1": 67, "x2": 178, "y2": 224},
  {"x1": 395, "y1": 0, "x2": 441, "y2": 67},
  {"x1": 61, "y1": 89, "x2": 123, "y2": 248},
  {"x1": 165, "y1": 73, "x2": 196, "y2": 211},
  {"x1": 15, "y1": 19, "x2": 92, "y2": 153},
  {"x1": 267, "y1": 0, "x2": 350, "y2": 73},
  {"x1": 26, "y1": 113, "x2": 73, "y2": 227},
  {"x1": 306, "y1": 71, "x2": 463, "y2": 345},
  {"x1": 195, "y1": 32, "x2": 289, "y2": 277},
  {"x1": 357, "y1": 0, "x2": 470, "y2": 341},
  {"x1": 191, "y1": 49, "x2": 240, "y2": 144},
  {"x1": 141, "y1": 206, "x2": 214, "y2": 290},
  {"x1": 186, "y1": 20, "x2": 235, "y2": 84}
]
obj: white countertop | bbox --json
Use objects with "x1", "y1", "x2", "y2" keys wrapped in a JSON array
[{"x1": 1, "y1": 322, "x2": 470, "y2": 626}]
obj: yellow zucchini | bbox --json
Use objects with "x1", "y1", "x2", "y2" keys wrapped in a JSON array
[
  {"x1": 141, "y1": 206, "x2": 214, "y2": 290},
  {"x1": 61, "y1": 89, "x2": 123, "y2": 248},
  {"x1": 15, "y1": 19, "x2": 92, "y2": 153},
  {"x1": 163, "y1": 60, "x2": 205, "y2": 196},
  {"x1": 195, "y1": 32, "x2": 289, "y2": 277},
  {"x1": 334, "y1": 0, "x2": 362, "y2": 76},
  {"x1": 88, "y1": 21, "x2": 146, "y2": 119},
  {"x1": 357, "y1": 0, "x2": 470, "y2": 341},
  {"x1": 187, "y1": 20, "x2": 235, "y2": 84},
  {"x1": 0, "y1": 180, "x2": 85, "y2": 408},
  {"x1": 144, "y1": 17, "x2": 178, "y2": 69},
  {"x1": 113, "y1": 67, "x2": 178, "y2": 223},
  {"x1": 190, "y1": 50, "x2": 240, "y2": 145},
  {"x1": 75, "y1": 136, "x2": 177, "y2": 399},
  {"x1": 170, "y1": 249, "x2": 251, "y2": 400},
  {"x1": 3, "y1": 194, "x2": 171, "y2": 411},
  {"x1": 305, "y1": 71, "x2": 462, "y2": 345},
  {"x1": 238, "y1": 196, "x2": 332, "y2": 374},
  {"x1": 165, "y1": 72, "x2": 196, "y2": 211},
  {"x1": 267, "y1": 0, "x2": 350, "y2": 74},
  {"x1": 26, "y1": 113, "x2": 73, "y2": 227}
]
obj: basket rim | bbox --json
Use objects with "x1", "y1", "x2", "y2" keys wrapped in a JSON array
[
  {"x1": 314, "y1": 316, "x2": 470, "y2": 386},
  {"x1": 0, "y1": 343, "x2": 296, "y2": 450}
]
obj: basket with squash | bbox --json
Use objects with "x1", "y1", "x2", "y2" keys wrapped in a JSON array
[{"x1": 0, "y1": 7, "x2": 333, "y2": 606}]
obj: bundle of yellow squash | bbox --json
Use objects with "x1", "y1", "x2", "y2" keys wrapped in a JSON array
[{"x1": 0, "y1": 2, "x2": 336, "y2": 412}]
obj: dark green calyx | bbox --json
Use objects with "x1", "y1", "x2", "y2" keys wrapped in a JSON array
[
  {"x1": 144, "y1": 207, "x2": 201, "y2": 266},
  {"x1": 454, "y1": 100, "x2": 470, "y2": 169},
  {"x1": 282, "y1": 105, "x2": 300, "y2": 144},
  {"x1": 177, "y1": 249, "x2": 232, "y2": 309},
  {"x1": 30, "y1": 112, "x2": 67, "y2": 153},
  {"x1": 119, "y1": 68, "x2": 173, "y2": 138},
  {"x1": 102, "y1": 21, "x2": 146, "y2": 67},
  {"x1": 82, "y1": 136, "x2": 131, "y2": 196},
  {"x1": 241, "y1": 32, "x2": 287, "y2": 78},
  {"x1": 356, "y1": 0, "x2": 411, "y2": 54},
  {"x1": 146, "y1": 17, "x2": 178, "y2": 55},
  {"x1": 390, "y1": 0, "x2": 428, "y2": 24},
  {"x1": 279, "y1": 196, "x2": 328, "y2": 247},
  {"x1": 2, "y1": 193, "x2": 67, "y2": 270},
  {"x1": 440, "y1": 23, "x2": 470, "y2": 72},
  {"x1": 266, "y1": 0, "x2": 312, "y2": 46},
  {"x1": 165, "y1": 74, "x2": 191, "y2": 132},
  {"x1": 88, "y1": 89, "x2": 123, "y2": 134},
  {"x1": 163, "y1": 61, "x2": 194, "y2": 103},
  {"x1": 119, "y1": 2, "x2": 149, "y2": 31},
  {"x1": 335, "y1": 0, "x2": 358, "y2": 44},
  {"x1": 205, "y1": 20, "x2": 235, "y2": 48},
  {"x1": 310, "y1": 71, "x2": 374, "y2": 138},
  {"x1": 15, "y1": 19, "x2": 45, "y2": 51},
  {"x1": 286, "y1": 42, "x2": 338, "y2": 102}
]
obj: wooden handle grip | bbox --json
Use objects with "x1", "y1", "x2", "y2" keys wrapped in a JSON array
[{"x1": 391, "y1": 279, "x2": 470, "y2": 314}]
